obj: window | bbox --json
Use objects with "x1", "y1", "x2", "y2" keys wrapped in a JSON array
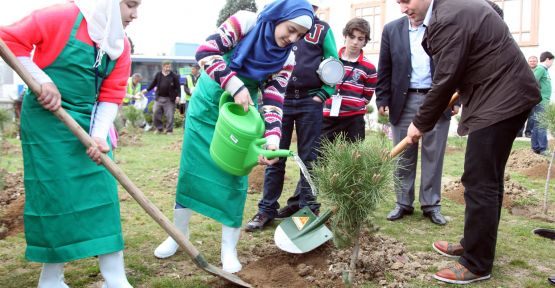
[
  {"x1": 351, "y1": 1, "x2": 386, "y2": 54},
  {"x1": 493, "y1": 0, "x2": 539, "y2": 46}
]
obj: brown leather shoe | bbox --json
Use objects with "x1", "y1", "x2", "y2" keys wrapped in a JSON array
[
  {"x1": 432, "y1": 240, "x2": 464, "y2": 258},
  {"x1": 433, "y1": 263, "x2": 491, "y2": 284}
]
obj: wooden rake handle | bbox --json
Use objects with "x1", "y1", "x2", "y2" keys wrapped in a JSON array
[
  {"x1": 0, "y1": 38, "x2": 251, "y2": 287},
  {"x1": 389, "y1": 92, "x2": 460, "y2": 158}
]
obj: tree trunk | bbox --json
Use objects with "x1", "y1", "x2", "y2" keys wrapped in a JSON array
[
  {"x1": 544, "y1": 150, "x2": 555, "y2": 215},
  {"x1": 345, "y1": 230, "x2": 361, "y2": 287}
]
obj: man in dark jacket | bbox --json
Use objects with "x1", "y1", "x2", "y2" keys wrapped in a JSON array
[
  {"x1": 400, "y1": 0, "x2": 540, "y2": 284},
  {"x1": 143, "y1": 61, "x2": 181, "y2": 134},
  {"x1": 245, "y1": 0, "x2": 338, "y2": 231}
]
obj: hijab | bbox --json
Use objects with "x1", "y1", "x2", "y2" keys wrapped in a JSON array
[
  {"x1": 229, "y1": 0, "x2": 314, "y2": 81},
  {"x1": 74, "y1": 0, "x2": 125, "y2": 65}
]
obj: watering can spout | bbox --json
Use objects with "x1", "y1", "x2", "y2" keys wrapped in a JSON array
[{"x1": 244, "y1": 138, "x2": 293, "y2": 172}]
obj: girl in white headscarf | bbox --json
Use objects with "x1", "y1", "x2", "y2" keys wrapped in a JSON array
[{"x1": 0, "y1": 1, "x2": 141, "y2": 287}]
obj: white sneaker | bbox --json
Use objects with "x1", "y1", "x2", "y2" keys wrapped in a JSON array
[
  {"x1": 154, "y1": 208, "x2": 192, "y2": 259},
  {"x1": 221, "y1": 225, "x2": 242, "y2": 273}
]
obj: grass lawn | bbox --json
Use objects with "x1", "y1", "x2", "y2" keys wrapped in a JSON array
[{"x1": 0, "y1": 129, "x2": 554, "y2": 287}]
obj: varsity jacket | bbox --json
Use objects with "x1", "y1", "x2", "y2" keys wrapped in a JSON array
[{"x1": 286, "y1": 17, "x2": 338, "y2": 101}]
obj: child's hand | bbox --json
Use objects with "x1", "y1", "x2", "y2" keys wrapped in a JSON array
[
  {"x1": 233, "y1": 89, "x2": 254, "y2": 112},
  {"x1": 38, "y1": 83, "x2": 62, "y2": 111},
  {"x1": 86, "y1": 137, "x2": 110, "y2": 164},
  {"x1": 258, "y1": 144, "x2": 279, "y2": 166}
]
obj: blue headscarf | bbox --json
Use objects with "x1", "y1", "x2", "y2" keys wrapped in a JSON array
[{"x1": 229, "y1": 0, "x2": 314, "y2": 81}]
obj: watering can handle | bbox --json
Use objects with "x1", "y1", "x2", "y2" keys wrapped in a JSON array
[{"x1": 219, "y1": 91, "x2": 234, "y2": 109}]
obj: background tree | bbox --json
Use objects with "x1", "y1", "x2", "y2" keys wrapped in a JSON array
[
  {"x1": 537, "y1": 103, "x2": 555, "y2": 215},
  {"x1": 216, "y1": 0, "x2": 257, "y2": 27}
]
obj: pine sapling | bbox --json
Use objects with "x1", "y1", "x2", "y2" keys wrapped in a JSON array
[{"x1": 312, "y1": 136, "x2": 396, "y2": 286}]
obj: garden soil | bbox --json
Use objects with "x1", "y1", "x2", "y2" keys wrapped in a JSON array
[
  {"x1": 506, "y1": 148, "x2": 552, "y2": 178},
  {"x1": 213, "y1": 231, "x2": 442, "y2": 288},
  {"x1": 0, "y1": 171, "x2": 24, "y2": 240},
  {"x1": 443, "y1": 175, "x2": 534, "y2": 209}
]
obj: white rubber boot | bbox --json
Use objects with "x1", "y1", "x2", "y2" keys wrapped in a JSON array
[
  {"x1": 221, "y1": 225, "x2": 242, "y2": 273},
  {"x1": 154, "y1": 208, "x2": 192, "y2": 259},
  {"x1": 37, "y1": 263, "x2": 69, "y2": 288},
  {"x1": 99, "y1": 251, "x2": 132, "y2": 288}
]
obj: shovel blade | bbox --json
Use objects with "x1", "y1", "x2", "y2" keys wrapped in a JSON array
[{"x1": 274, "y1": 207, "x2": 333, "y2": 253}]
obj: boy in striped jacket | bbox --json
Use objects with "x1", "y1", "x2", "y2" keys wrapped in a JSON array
[{"x1": 322, "y1": 17, "x2": 377, "y2": 142}]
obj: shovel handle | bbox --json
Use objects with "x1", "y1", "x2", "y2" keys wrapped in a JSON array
[
  {"x1": 389, "y1": 136, "x2": 411, "y2": 158},
  {"x1": 389, "y1": 92, "x2": 460, "y2": 158},
  {"x1": 0, "y1": 38, "x2": 251, "y2": 287}
]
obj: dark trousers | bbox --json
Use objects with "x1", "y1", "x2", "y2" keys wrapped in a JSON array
[
  {"x1": 258, "y1": 97, "x2": 323, "y2": 217},
  {"x1": 320, "y1": 114, "x2": 366, "y2": 143},
  {"x1": 153, "y1": 96, "x2": 176, "y2": 132},
  {"x1": 458, "y1": 110, "x2": 529, "y2": 276}
]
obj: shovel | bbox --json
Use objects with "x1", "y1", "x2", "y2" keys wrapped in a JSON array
[
  {"x1": 275, "y1": 93, "x2": 461, "y2": 254},
  {"x1": 0, "y1": 38, "x2": 252, "y2": 288},
  {"x1": 274, "y1": 207, "x2": 333, "y2": 254}
]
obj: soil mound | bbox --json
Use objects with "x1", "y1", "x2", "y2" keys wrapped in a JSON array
[
  {"x1": 506, "y1": 149, "x2": 548, "y2": 171},
  {"x1": 443, "y1": 176, "x2": 535, "y2": 209},
  {"x1": 215, "y1": 232, "x2": 440, "y2": 287},
  {"x1": 0, "y1": 171, "x2": 25, "y2": 239}
]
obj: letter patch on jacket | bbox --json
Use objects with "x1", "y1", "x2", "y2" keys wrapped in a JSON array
[{"x1": 304, "y1": 24, "x2": 324, "y2": 44}]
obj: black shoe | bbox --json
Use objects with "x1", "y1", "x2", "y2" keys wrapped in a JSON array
[
  {"x1": 386, "y1": 206, "x2": 414, "y2": 221},
  {"x1": 245, "y1": 212, "x2": 273, "y2": 232},
  {"x1": 424, "y1": 210, "x2": 447, "y2": 225},
  {"x1": 533, "y1": 228, "x2": 555, "y2": 240},
  {"x1": 275, "y1": 206, "x2": 299, "y2": 219},
  {"x1": 549, "y1": 276, "x2": 555, "y2": 285}
]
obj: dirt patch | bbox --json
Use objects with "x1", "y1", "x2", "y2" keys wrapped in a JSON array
[
  {"x1": 1, "y1": 141, "x2": 21, "y2": 155},
  {"x1": 169, "y1": 139, "x2": 183, "y2": 152},
  {"x1": 117, "y1": 132, "x2": 143, "y2": 147},
  {"x1": 214, "y1": 231, "x2": 440, "y2": 288},
  {"x1": 506, "y1": 149, "x2": 548, "y2": 171},
  {"x1": 248, "y1": 165, "x2": 265, "y2": 194},
  {"x1": 510, "y1": 205, "x2": 555, "y2": 222},
  {"x1": 162, "y1": 169, "x2": 179, "y2": 188},
  {"x1": 443, "y1": 175, "x2": 535, "y2": 209},
  {"x1": 0, "y1": 171, "x2": 25, "y2": 239},
  {"x1": 520, "y1": 162, "x2": 555, "y2": 179},
  {"x1": 445, "y1": 146, "x2": 463, "y2": 154}
]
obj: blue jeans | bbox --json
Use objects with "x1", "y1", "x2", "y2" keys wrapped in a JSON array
[
  {"x1": 258, "y1": 97, "x2": 323, "y2": 217},
  {"x1": 531, "y1": 104, "x2": 547, "y2": 153}
]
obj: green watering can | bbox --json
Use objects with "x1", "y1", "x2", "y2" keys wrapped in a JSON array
[{"x1": 210, "y1": 92, "x2": 293, "y2": 176}]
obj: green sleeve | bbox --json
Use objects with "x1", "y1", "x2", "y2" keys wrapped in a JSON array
[
  {"x1": 533, "y1": 66, "x2": 544, "y2": 82},
  {"x1": 320, "y1": 29, "x2": 339, "y2": 98}
]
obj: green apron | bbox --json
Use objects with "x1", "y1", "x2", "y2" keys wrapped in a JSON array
[
  {"x1": 21, "y1": 13, "x2": 123, "y2": 263},
  {"x1": 176, "y1": 53, "x2": 261, "y2": 228}
]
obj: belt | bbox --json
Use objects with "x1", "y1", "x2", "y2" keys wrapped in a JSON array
[{"x1": 408, "y1": 88, "x2": 431, "y2": 94}]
